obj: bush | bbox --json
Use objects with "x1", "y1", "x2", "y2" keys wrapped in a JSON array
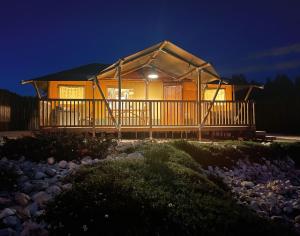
[
  {"x1": 43, "y1": 143, "x2": 295, "y2": 236},
  {"x1": 0, "y1": 132, "x2": 116, "y2": 162}
]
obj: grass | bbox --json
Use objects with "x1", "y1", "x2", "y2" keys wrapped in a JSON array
[{"x1": 44, "y1": 142, "x2": 296, "y2": 236}]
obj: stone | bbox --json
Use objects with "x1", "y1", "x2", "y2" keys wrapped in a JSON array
[
  {"x1": 45, "y1": 168, "x2": 56, "y2": 177},
  {"x1": 81, "y1": 156, "x2": 92, "y2": 165},
  {"x1": 241, "y1": 181, "x2": 255, "y2": 188},
  {"x1": 0, "y1": 228, "x2": 17, "y2": 236},
  {"x1": 2, "y1": 216, "x2": 19, "y2": 228},
  {"x1": 127, "y1": 152, "x2": 143, "y2": 159},
  {"x1": 61, "y1": 183, "x2": 72, "y2": 191},
  {"x1": 47, "y1": 157, "x2": 55, "y2": 165},
  {"x1": 295, "y1": 215, "x2": 300, "y2": 223},
  {"x1": 21, "y1": 182, "x2": 33, "y2": 194},
  {"x1": 283, "y1": 206, "x2": 293, "y2": 214},
  {"x1": 14, "y1": 193, "x2": 30, "y2": 206},
  {"x1": 0, "y1": 197, "x2": 12, "y2": 206},
  {"x1": 31, "y1": 180, "x2": 49, "y2": 191},
  {"x1": 271, "y1": 215, "x2": 285, "y2": 223},
  {"x1": 0, "y1": 208, "x2": 15, "y2": 219},
  {"x1": 32, "y1": 192, "x2": 51, "y2": 208},
  {"x1": 249, "y1": 201, "x2": 260, "y2": 211},
  {"x1": 58, "y1": 160, "x2": 68, "y2": 169},
  {"x1": 68, "y1": 161, "x2": 79, "y2": 169},
  {"x1": 18, "y1": 175, "x2": 29, "y2": 183},
  {"x1": 13, "y1": 206, "x2": 31, "y2": 220},
  {"x1": 21, "y1": 222, "x2": 49, "y2": 236},
  {"x1": 46, "y1": 185, "x2": 61, "y2": 196},
  {"x1": 27, "y1": 202, "x2": 38, "y2": 217}
]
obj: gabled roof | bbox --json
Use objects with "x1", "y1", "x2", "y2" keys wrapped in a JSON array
[
  {"x1": 97, "y1": 40, "x2": 220, "y2": 83},
  {"x1": 21, "y1": 63, "x2": 109, "y2": 84}
]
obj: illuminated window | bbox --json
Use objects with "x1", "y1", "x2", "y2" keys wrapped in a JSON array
[
  {"x1": 107, "y1": 88, "x2": 134, "y2": 99},
  {"x1": 204, "y1": 89, "x2": 225, "y2": 101},
  {"x1": 59, "y1": 86, "x2": 84, "y2": 99}
]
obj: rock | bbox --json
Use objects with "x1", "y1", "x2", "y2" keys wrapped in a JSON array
[
  {"x1": 68, "y1": 161, "x2": 78, "y2": 169},
  {"x1": 271, "y1": 215, "x2": 285, "y2": 223},
  {"x1": 283, "y1": 206, "x2": 293, "y2": 214},
  {"x1": 31, "y1": 180, "x2": 49, "y2": 191},
  {"x1": 81, "y1": 156, "x2": 92, "y2": 165},
  {"x1": 61, "y1": 183, "x2": 72, "y2": 191},
  {"x1": 27, "y1": 202, "x2": 38, "y2": 217},
  {"x1": 32, "y1": 192, "x2": 51, "y2": 208},
  {"x1": 14, "y1": 193, "x2": 30, "y2": 206},
  {"x1": 127, "y1": 152, "x2": 143, "y2": 159},
  {"x1": 241, "y1": 181, "x2": 255, "y2": 188},
  {"x1": 0, "y1": 197, "x2": 12, "y2": 206},
  {"x1": 58, "y1": 160, "x2": 68, "y2": 169},
  {"x1": 46, "y1": 185, "x2": 61, "y2": 196},
  {"x1": 21, "y1": 222, "x2": 48, "y2": 236},
  {"x1": 45, "y1": 168, "x2": 56, "y2": 177},
  {"x1": 21, "y1": 182, "x2": 33, "y2": 194},
  {"x1": 0, "y1": 208, "x2": 16, "y2": 219},
  {"x1": 47, "y1": 157, "x2": 55, "y2": 165},
  {"x1": 0, "y1": 228, "x2": 17, "y2": 236},
  {"x1": 2, "y1": 216, "x2": 19, "y2": 228},
  {"x1": 13, "y1": 206, "x2": 31, "y2": 220},
  {"x1": 18, "y1": 175, "x2": 29, "y2": 183},
  {"x1": 249, "y1": 201, "x2": 260, "y2": 211},
  {"x1": 295, "y1": 215, "x2": 300, "y2": 223}
]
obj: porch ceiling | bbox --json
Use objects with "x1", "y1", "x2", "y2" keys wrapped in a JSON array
[{"x1": 97, "y1": 41, "x2": 220, "y2": 83}]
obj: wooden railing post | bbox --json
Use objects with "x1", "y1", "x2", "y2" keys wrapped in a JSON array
[{"x1": 149, "y1": 101, "x2": 153, "y2": 140}]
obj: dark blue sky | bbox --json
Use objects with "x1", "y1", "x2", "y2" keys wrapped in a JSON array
[{"x1": 1, "y1": 0, "x2": 300, "y2": 95}]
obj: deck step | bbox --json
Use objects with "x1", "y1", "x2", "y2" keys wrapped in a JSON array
[{"x1": 255, "y1": 131, "x2": 276, "y2": 141}]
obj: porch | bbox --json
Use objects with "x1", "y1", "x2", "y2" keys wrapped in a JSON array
[{"x1": 39, "y1": 99, "x2": 255, "y2": 137}]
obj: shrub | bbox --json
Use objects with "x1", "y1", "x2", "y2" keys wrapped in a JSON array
[
  {"x1": 0, "y1": 132, "x2": 116, "y2": 162},
  {"x1": 43, "y1": 143, "x2": 295, "y2": 236}
]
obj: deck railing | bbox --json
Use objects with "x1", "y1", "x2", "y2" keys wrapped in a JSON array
[{"x1": 39, "y1": 99, "x2": 255, "y2": 128}]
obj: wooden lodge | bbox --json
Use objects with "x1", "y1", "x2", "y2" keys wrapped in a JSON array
[{"x1": 22, "y1": 41, "x2": 259, "y2": 139}]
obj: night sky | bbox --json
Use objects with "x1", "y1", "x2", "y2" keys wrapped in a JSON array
[{"x1": 1, "y1": 0, "x2": 300, "y2": 95}]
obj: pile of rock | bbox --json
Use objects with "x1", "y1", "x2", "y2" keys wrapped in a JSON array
[
  {"x1": 0, "y1": 155, "x2": 102, "y2": 235},
  {"x1": 206, "y1": 157, "x2": 300, "y2": 233}
]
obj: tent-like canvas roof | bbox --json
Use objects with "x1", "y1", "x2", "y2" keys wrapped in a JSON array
[
  {"x1": 22, "y1": 63, "x2": 109, "y2": 84},
  {"x1": 97, "y1": 41, "x2": 220, "y2": 83},
  {"x1": 22, "y1": 41, "x2": 220, "y2": 85}
]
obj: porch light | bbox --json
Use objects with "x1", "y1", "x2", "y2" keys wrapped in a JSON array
[{"x1": 148, "y1": 73, "x2": 158, "y2": 79}]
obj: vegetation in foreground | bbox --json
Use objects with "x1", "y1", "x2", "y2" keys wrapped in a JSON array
[
  {"x1": 0, "y1": 132, "x2": 116, "y2": 162},
  {"x1": 44, "y1": 142, "x2": 296, "y2": 236}
]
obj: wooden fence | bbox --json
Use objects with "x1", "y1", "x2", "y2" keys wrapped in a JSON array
[{"x1": 0, "y1": 90, "x2": 39, "y2": 131}]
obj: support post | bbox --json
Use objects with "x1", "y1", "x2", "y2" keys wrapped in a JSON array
[
  {"x1": 32, "y1": 81, "x2": 41, "y2": 99},
  {"x1": 201, "y1": 79, "x2": 222, "y2": 126},
  {"x1": 149, "y1": 101, "x2": 152, "y2": 140},
  {"x1": 117, "y1": 64, "x2": 122, "y2": 139},
  {"x1": 92, "y1": 81, "x2": 96, "y2": 137},
  {"x1": 94, "y1": 78, "x2": 117, "y2": 127},
  {"x1": 197, "y1": 69, "x2": 202, "y2": 141}
]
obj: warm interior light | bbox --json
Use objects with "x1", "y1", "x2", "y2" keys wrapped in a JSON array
[{"x1": 148, "y1": 73, "x2": 158, "y2": 79}]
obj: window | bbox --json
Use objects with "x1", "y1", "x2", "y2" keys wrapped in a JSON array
[
  {"x1": 107, "y1": 88, "x2": 134, "y2": 99},
  {"x1": 59, "y1": 86, "x2": 84, "y2": 99},
  {"x1": 204, "y1": 89, "x2": 225, "y2": 101}
]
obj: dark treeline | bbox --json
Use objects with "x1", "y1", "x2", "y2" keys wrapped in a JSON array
[{"x1": 228, "y1": 74, "x2": 300, "y2": 134}]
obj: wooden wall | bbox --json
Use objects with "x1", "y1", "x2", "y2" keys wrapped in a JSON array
[{"x1": 48, "y1": 80, "x2": 233, "y2": 101}]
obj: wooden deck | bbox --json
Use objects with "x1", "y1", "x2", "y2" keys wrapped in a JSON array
[{"x1": 38, "y1": 99, "x2": 255, "y2": 137}]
